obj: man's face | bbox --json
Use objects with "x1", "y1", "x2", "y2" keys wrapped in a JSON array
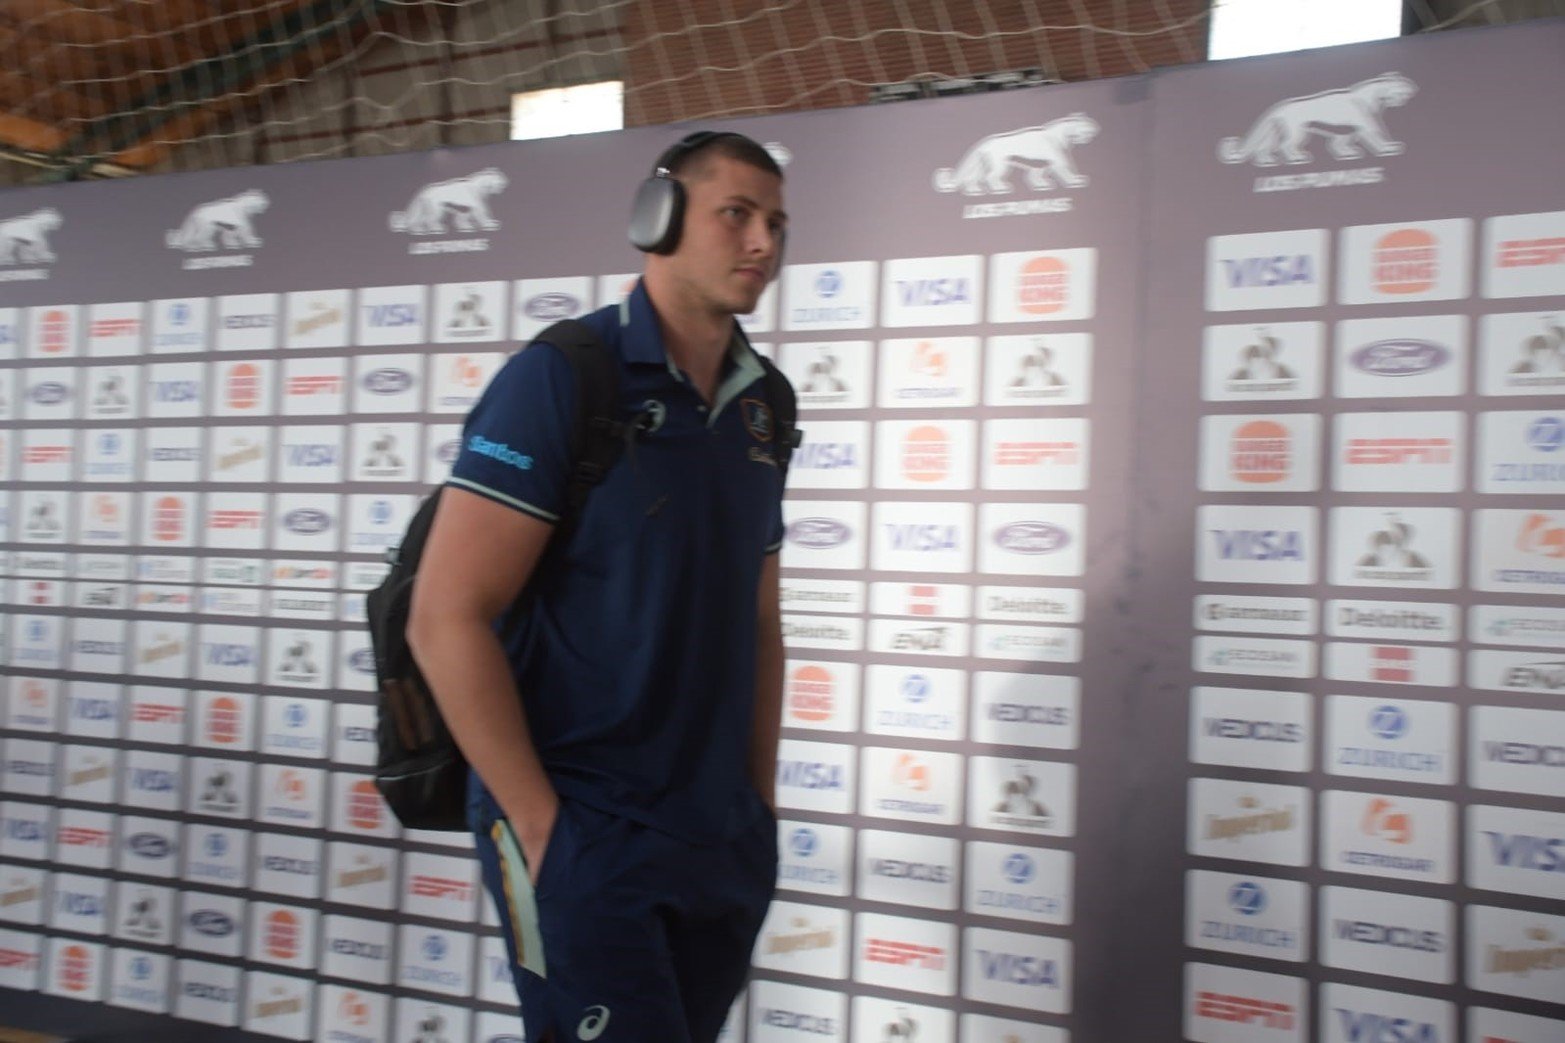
[{"x1": 665, "y1": 154, "x2": 786, "y2": 317}]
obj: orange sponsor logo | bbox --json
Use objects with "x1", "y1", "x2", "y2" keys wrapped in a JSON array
[
  {"x1": 205, "y1": 695, "x2": 243, "y2": 744},
  {"x1": 1230, "y1": 420, "x2": 1290, "y2": 483},
  {"x1": 901, "y1": 425, "x2": 950, "y2": 482},
  {"x1": 787, "y1": 665, "x2": 834, "y2": 723},
  {"x1": 151, "y1": 495, "x2": 186, "y2": 541},
  {"x1": 1017, "y1": 256, "x2": 1068, "y2": 315},
  {"x1": 1373, "y1": 228, "x2": 1438, "y2": 294},
  {"x1": 226, "y1": 363, "x2": 261, "y2": 410}
]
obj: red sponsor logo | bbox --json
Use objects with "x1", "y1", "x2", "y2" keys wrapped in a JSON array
[
  {"x1": 863, "y1": 938, "x2": 945, "y2": 970},
  {"x1": 27, "y1": 581, "x2": 54, "y2": 605},
  {"x1": 90, "y1": 494, "x2": 121, "y2": 525},
  {"x1": 892, "y1": 753, "x2": 931, "y2": 792},
  {"x1": 23, "y1": 446, "x2": 71, "y2": 464},
  {"x1": 286, "y1": 375, "x2": 341, "y2": 396},
  {"x1": 347, "y1": 780, "x2": 385, "y2": 831},
  {"x1": 410, "y1": 876, "x2": 472, "y2": 901},
  {"x1": 908, "y1": 584, "x2": 939, "y2": 617},
  {"x1": 1017, "y1": 256, "x2": 1068, "y2": 315},
  {"x1": 131, "y1": 703, "x2": 183, "y2": 724},
  {"x1": 206, "y1": 695, "x2": 243, "y2": 744},
  {"x1": 447, "y1": 356, "x2": 485, "y2": 388},
  {"x1": 21, "y1": 680, "x2": 49, "y2": 710},
  {"x1": 1371, "y1": 645, "x2": 1414, "y2": 683},
  {"x1": 150, "y1": 495, "x2": 186, "y2": 542},
  {"x1": 38, "y1": 310, "x2": 71, "y2": 354},
  {"x1": 1373, "y1": 228, "x2": 1438, "y2": 294},
  {"x1": 275, "y1": 768, "x2": 308, "y2": 802},
  {"x1": 1344, "y1": 438, "x2": 1452, "y2": 466},
  {"x1": 909, "y1": 340, "x2": 946, "y2": 378},
  {"x1": 337, "y1": 990, "x2": 371, "y2": 1026},
  {"x1": 1518, "y1": 513, "x2": 1565, "y2": 559},
  {"x1": 57, "y1": 827, "x2": 110, "y2": 848},
  {"x1": 1497, "y1": 237, "x2": 1565, "y2": 269},
  {"x1": 1360, "y1": 797, "x2": 1413, "y2": 844},
  {"x1": 1194, "y1": 991, "x2": 1295, "y2": 1029},
  {"x1": 56, "y1": 944, "x2": 92, "y2": 992},
  {"x1": 90, "y1": 318, "x2": 140, "y2": 339},
  {"x1": 1231, "y1": 420, "x2": 1291, "y2": 483},
  {"x1": 265, "y1": 909, "x2": 300, "y2": 960},
  {"x1": 0, "y1": 948, "x2": 38, "y2": 970},
  {"x1": 787, "y1": 665, "x2": 834, "y2": 723},
  {"x1": 210, "y1": 510, "x2": 262, "y2": 530},
  {"x1": 995, "y1": 440, "x2": 1079, "y2": 466},
  {"x1": 226, "y1": 363, "x2": 262, "y2": 411},
  {"x1": 901, "y1": 425, "x2": 950, "y2": 482}
]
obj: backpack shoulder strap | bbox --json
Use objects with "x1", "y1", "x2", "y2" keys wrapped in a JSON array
[
  {"x1": 758, "y1": 353, "x2": 801, "y2": 477},
  {"x1": 531, "y1": 318, "x2": 625, "y2": 541}
]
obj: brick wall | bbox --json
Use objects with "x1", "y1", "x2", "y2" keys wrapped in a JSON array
[{"x1": 621, "y1": 0, "x2": 1210, "y2": 127}]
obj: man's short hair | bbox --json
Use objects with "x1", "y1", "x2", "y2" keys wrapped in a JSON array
[{"x1": 669, "y1": 133, "x2": 784, "y2": 182}]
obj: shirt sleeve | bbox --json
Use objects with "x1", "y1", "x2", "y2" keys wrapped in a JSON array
[
  {"x1": 446, "y1": 342, "x2": 575, "y2": 523},
  {"x1": 764, "y1": 496, "x2": 784, "y2": 554}
]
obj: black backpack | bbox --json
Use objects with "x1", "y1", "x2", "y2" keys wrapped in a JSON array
[{"x1": 367, "y1": 319, "x2": 799, "y2": 831}]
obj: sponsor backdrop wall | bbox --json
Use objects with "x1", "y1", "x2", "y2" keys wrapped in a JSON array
[{"x1": 0, "y1": 17, "x2": 1561, "y2": 1043}]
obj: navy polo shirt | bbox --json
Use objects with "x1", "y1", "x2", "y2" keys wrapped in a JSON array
[{"x1": 447, "y1": 280, "x2": 787, "y2": 843}]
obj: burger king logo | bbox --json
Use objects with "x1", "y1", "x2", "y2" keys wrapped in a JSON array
[
  {"x1": 205, "y1": 695, "x2": 243, "y2": 744},
  {"x1": 151, "y1": 495, "x2": 186, "y2": 541},
  {"x1": 226, "y1": 363, "x2": 262, "y2": 410},
  {"x1": 788, "y1": 665, "x2": 835, "y2": 723},
  {"x1": 1017, "y1": 256, "x2": 1069, "y2": 315},
  {"x1": 1230, "y1": 420, "x2": 1291, "y2": 483},
  {"x1": 1372, "y1": 228, "x2": 1438, "y2": 295},
  {"x1": 901, "y1": 425, "x2": 951, "y2": 482}
]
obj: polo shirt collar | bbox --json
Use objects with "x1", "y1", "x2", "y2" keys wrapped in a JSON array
[{"x1": 619, "y1": 278, "x2": 766, "y2": 422}]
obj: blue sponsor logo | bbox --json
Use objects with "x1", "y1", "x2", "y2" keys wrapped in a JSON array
[
  {"x1": 29, "y1": 382, "x2": 68, "y2": 405},
  {"x1": 129, "y1": 955, "x2": 153, "y2": 980},
  {"x1": 1002, "y1": 852, "x2": 1035, "y2": 885},
  {"x1": 190, "y1": 910, "x2": 236, "y2": 936},
  {"x1": 363, "y1": 367, "x2": 414, "y2": 393},
  {"x1": 901, "y1": 674, "x2": 930, "y2": 703},
  {"x1": 778, "y1": 760, "x2": 845, "y2": 791},
  {"x1": 1222, "y1": 255, "x2": 1315, "y2": 288},
  {"x1": 789, "y1": 518, "x2": 851, "y2": 549},
  {"x1": 1228, "y1": 881, "x2": 1266, "y2": 915},
  {"x1": 896, "y1": 277, "x2": 972, "y2": 308},
  {"x1": 152, "y1": 380, "x2": 198, "y2": 403},
  {"x1": 1334, "y1": 1010, "x2": 1438, "y2": 1043},
  {"x1": 204, "y1": 643, "x2": 255, "y2": 667},
  {"x1": 995, "y1": 521, "x2": 1069, "y2": 554},
  {"x1": 370, "y1": 499, "x2": 393, "y2": 525},
  {"x1": 4, "y1": 819, "x2": 45, "y2": 842},
  {"x1": 168, "y1": 302, "x2": 192, "y2": 327},
  {"x1": 1350, "y1": 340, "x2": 1449, "y2": 377},
  {"x1": 465, "y1": 434, "x2": 533, "y2": 471},
  {"x1": 283, "y1": 508, "x2": 331, "y2": 535},
  {"x1": 1527, "y1": 416, "x2": 1565, "y2": 452},
  {"x1": 129, "y1": 833, "x2": 172, "y2": 858},
  {"x1": 1212, "y1": 529, "x2": 1304, "y2": 561},
  {"x1": 977, "y1": 949, "x2": 1059, "y2": 987},
  {"x1": 366, "y1": 304, "x2": 419, "y2": 328},
  {"x1": 814, "y1": 269, "x2": 842, "y2": 298},
  {"x1": 60, "y1": 892, "x2": 105, "y2": 917},
  {"x1": 421, "y1": 934, "x2": 449, "y2": 962},
  {"x1": 1369, "y1": 705, "x2": 1408, "y2": 740},
  {"x1": 885, "y1": 524, "x2": 956, "y2": 552},
  {"x1": 70, "y1": 697, "x2": 115, "y2": 721},
  {"x1": 286, "y1": 444, "x2": 337, "y2": 467},
  {"x1": 795, "y1": 442, "x2": 858, "y2": 470},
  {"x1": 98, "y1": 433, "x2": 121, "y2": 454},
  {"x1": 1482, "y1": 831, "x2": 1564, "y2": 873},
  {"x1": 788, "y1": 828, "x2": 818, "y2": 858},
  {"x1": 130, "y1": 768, "x2": 178, "y2": 793},
  {"x1": 523, "y1": 293, "x2": 579, "y2": 320},
  {"x1": 349, "y1": 648, "x2": 376, "y2": 673},
  {"x1": 285, "y1": 702, "x2": 307, "y2": 728},
  {"x1": 437, "y1": 439, "x2": 461, "y2": 464}
]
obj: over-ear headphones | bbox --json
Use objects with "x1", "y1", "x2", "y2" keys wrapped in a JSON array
[{"x1": 629, "y1": 130, "x2": 780, "y2": 256}]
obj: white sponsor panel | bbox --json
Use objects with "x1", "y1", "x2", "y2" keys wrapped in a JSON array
[
  {"x1": 988, "y1": 247, "x2": 1096, "y2": 324},
  {"x1": 738, "y1": 281, "x2": 777, "y2": 335},
  {"x1": 1466, "y1": 904, "x2": 1565, "y2": 1004},
  {"x1": 1193, "y1": 635, "x2": 1316, "y2": 679},
  {"x1": 1203, "y1": 321, "x2": 1324, "y2": 401},
  {"x1": 432, "y1": 281, "x2": 505, "y2": 344},
  {"x1": 109, "y1": 948, "x2": 170, "y2": 1013},
  {"x1": 423, "y1": 423, "x2": 462, "y2": 484},
  {"x1": 70, "y1": 616, "x2": 128, "y2": 675},
  {"x1": 138, "y1": 491, "x2": 197, "y2": 550},
  {"x1": 1324, "y1": 641, "x2": 1457, "y2": 687},
  {"x1": 194, "y1": 690, "x2": 256, "y2": 752},
  {"x1": 1326, "y1": 695, "x2": 1455, "y2": 785},
  {"x1": 1472, "y1": 603, "x2": 1565, "y2": 649},
  {"x1": 1472, "y1": 508, "x2": 1565, "y2": 595},
  {"x1": 13, "y1": 677, "x2": 63, "y2": 732},
  {"x1": 184, "y1": 824, "x2": 248, "y2": 890},
  {"x1": 1198, "y1": 414, "x2": 1321, "y2": 492},
  {"x1": 1206, "y1": 228, "x2": 1327, "y2": 312},
  {"x1": 148, "y1": 298, "x2": 207, "y2": 355},
  {"x1": 781, "y1": 660, "x2": 859, "y2": 732},
  {"x1": 971, "y1": 672, "x2": 1077, "y2": 750},
  {"x1": 283, "y1": 289, "x2": 350, "y2": 349},
  {"x1": 1339, "y1": 219, "x2": 1472, "y2": 304},
  {"x1": 1, "y1": 738, "x2": 54, "y2": 797},
  {"x1": 1332, "y1": 411, "x2": 1464, "y2": 493},
  {"x1": 962, "y1": 926, "x2": 1069, "y2": 1013},
  {"x1": 1190, "y1": 687, "x2": 1310, "y2": 773},
  {"x1": 978, "y1": 502, "x2": 1083, "y2": 577},
  {"x1": 175, "y1": 958, "x2": 241, "y2": 1025},
  {"x1": 82, "y1": 432, "x2": 137, "y2": 486},
  {"x1": 984, "y1": 332, "x2": 1090, "y2": 407},
  {"x1": 1195, "y1": 595, "x2": 1317, "y2": 635},
  {"x1": 1334, "y1": 314, "x2": 1467, "y2": 398},
  {"x1": 316, "y1": 983, "x2": 390, "y2": 1042},
  {"x1": 776, "y1": 739, "x2": 854, "y2": 815},
  {"x1": 188, "y1": 757, "x2": 252, "y2": 819},
  {"x1": 514, "y1": 277, "x2": 593, "y2": 340},
  {"x1": 854, "y1": 911, "x2": 956, "y2": 995},
  {"x1": 118, "y1": 815, "x2": 179, "y2": 880},
  {"x1": 785, "y1": 420, "x2": 869, "y2": 490},
  {"x1": 244, "y1": 970, "x2": 314, "y2": 1040},
  {"x1": 267, "y1": 630, "x2": 333, "y2": 691},
  {"x1": 208, "y1": 427, "x2": 271, "y2": 483},
  {"x1": 968, "y1": 757, "x2": 1075, "y2": 837},
  {"x1": 427, "y1": 351, "x2": 501, "y2": 413},
  {"x1": 1187, "y1": 870, "x2": 1308, "y2": 963},
  {"x1": 852, "y1": 996, "x2": 953, "y2": 1042},
  {"x1": 18, "y1": 490, "x2": 70, "y2": 546},
  {"x1": 45, "y1": 937, "x2": 105, "y2": 1002},
  {"x1": 876, "y1": 336, "x2": 979, "y2": 408},
  {"x1": 202, "y1": 492, "x2": 266, "y2": 552},
  {"x1": 352, "y1": 353, "x2": 423, "y2": 413},
  {"x1": 0, "y1": 865, "x2": 47, "y2": 927},
  {"x1": 25, "y1": 367, "x2": 76, "y2": 422},
  {"x1": 859, "y1": 747, "x2": 962, "y2": 825},
  {"x1": 749, "y1": 978, "x2": 846, "y2": 1042},
  {"x1": 1470, "y1": 705, "x2": 1565, "y2": 798},
  {"x1": 346, "y1": 493, "x2": 413, "y2": 555},
  {"x1": 1468, "y1": 1007, "x2": 1565, "y2": 1043},
  {"x1": 51, "y1": 871, "x2": 110, "y2": 934},
  {"x1": 783, "y1": 262, "x2": 877, "y2": 332},
  {"x1": 983, "y1": 417, "x2": 1088, "y2": 491},
  {"x1": 1482, "y1": 209, "x2": 1565, "y2": 299},
  {"x1": 356, "y1": 285, "x2": 425, "y2": 347},
  {"x1": 126, "y1": 686, "x2": 187, "y2": 745},
  {"x1": 1479, "y1": 310, "x2": 1565, "y2": 396},
  {"x1": 780, "y1": 578, "x2": 865, "y2": 616},
  {"x1": 1469, "y1": 648, "x2": 1565, "y2": 696},
  {"x1": 27, "y1": 305, "x2": 77, "y2": 359},
  {"x1": 753, "y1": 900, "x2": 849, "y2": 980},
  {"x1": 253, "y1": 832, "x2": 322, "y2": 900},
  {"x1": 870, "y1": 500, "x2": 973, "y2": 574},
  {"x1": 281, "y1": 356, "x2": 348, "y2": 416},
  {"x1": 1321, "y1": 790, "x2": 1455, "y2": 884},
  {"x1": 780, "y1": 615, "x2": 862, "y2": 653},
  {"x1": 211, "y1": 358, "x2": 274, "y2": 418},
  {"x1": 1328, "y1": 507, "x2": 1459, "y2": 590},
  {"x1": 881, "y1": 254, "x2": 982, "y2": 327},
  {"x1": 142, "y1": 427, "x2": 201, "y2": 483},
  {"x1": 776, "y1": 820, "x2": 852, "y2": 898},
  {"x1": 857, "y1": 829, "x2": 959, "y2": 910},
  {"x1": 84, "y1": 365, "x2": 140, "y2": 421},
  {"x1": 55, "y1": 808, "x2": 115, "y2": 871},
  {"x1": 10, "y1": 610, "x2": 65, "y2": 668},
  {"x1": 20, "y1": 428, "x2": 73, "y2": 483},
  {"x1": 1467, "y1": 804, "x2": 1565, "y2": 902},
  {"x1": 1184, "y1": 962, "x2": 1305, "y2": 1043},
  {"x1": 777, "y1": 341, "x2": 873, "y2": 410},
  {"x1": 1326, "y1": 599, "x2": 1456, "y2": 644},
  {"x1": 1188, "y1": 777, "x2": 1310, "y2": 867},
  {"x1": 782, "y1": 499, "x2": 866, "y2": 571},
  {"x1": 214, "y1": 293, "x2": 278, "y2": 353},
  {"x1": 60, "y1": 743, "x2": 117, "y2": 804},
  {"x1": 1477, "y1": 410, "x2": 1565, "y2": 495},
  {"x1": 327, "y1": 842, "x2": 399, "y2": 909},
  {"x1": 122, "y1": 750, "x2": 182, "y2": 815},
  {"x1": 2, "y1": 801, "x2": 52, "y2": 862},
  {"x1": 402, "y1": 851, "x2": 479, "y2": 923},
  {"x1": 959, "y1": 1014, "x2": 1066, "y2": 1043},
  {"x1": 1320, "y1": 883, "x2": 1452, "y2": 977},
  {"x1": 867, "y1": 618, "x2": 969, "y2": 658},
  {"x1": 965, "y1": 842, "x2": 1072, "y2": 927},
  {"x1": 873, "y1": 418, "x2": 976, "y2": 490},
  {"x1": 87, "y1": 302, "x2": 143, "y2": 357},
  {"x1": 864, "y1": 664, "x2": 964, "y2": 741},
  {"x1": 396, "y1": 923, "x2": 472, "y2": 997},
  {"x1": 257, "y1": 764, "x2": 325, "y2": 830},
  {"x1": 144, "y1": 362, "x2": 204, "y2": 419},
  {"x1": 274, "y1": 492, "x2": 339, "y2": 553},
  {"x1": 977, "y1": 585, "x2": 1080, "y2": 625},
  {"x1": 332, "y1": 704, "x2": 377, "y2": 767}
]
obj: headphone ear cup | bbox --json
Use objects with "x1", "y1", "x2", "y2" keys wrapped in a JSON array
[{"x1": 628, "y1": 175, "x2": 686, "y2": 254}]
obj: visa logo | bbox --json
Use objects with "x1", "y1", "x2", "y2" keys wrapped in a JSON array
[
  {"x1": 70, "y1": 697, "x2": 115, "y2": 720},
  {"x1": 778, "y1": 760, "x2": 845, "y2": 791},
  {"x1": 204, "y1": 643, "x2": 255, "y2": 667},
  {"x1": 1335, "y1": 1009, "x2": 1439, "y2": 1043},
  {"x1": 1212, "y1": 529, "x2": 1303, "y2": 561},
  {"x1": 4, "y1": 820, "x2": 44, "y2": 842},
  {"x1": 131, "y1": 768, "x2": 178, "y2": 791},
  {"x1": 60, "y1": 893, "x2": 104, "y2": 917},
  {"x1": 1483, "y1": 831, "x2": 1564, "y2": 872},
  {"x1": 978, "y1": 950, "x2": 1059, "y2": 986},
  {"x1": 367, "y1": 303, "x2": 418, "y2": 327},
  {"x1": 897, "y1": 278, "x2": 972, "y2": 307},
  {"x1": 287, "y1": 444, "x2": 337, "y2": 467},
  {"x1": 886, "y1": 524, "x2": 958, "y2": 552},
  {"x1": 795, "y1": 443, "x2": 858, "y2": 470},
  {"x1": 153, "y1": 380, "x2": 199, "y2": 402},
  {"x1": 1222, "y1": 255, "x2": 1315, "y2": 288}
]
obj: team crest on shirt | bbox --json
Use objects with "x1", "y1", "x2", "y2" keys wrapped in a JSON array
[{"x1": 742, "y1": 398, "x2": 774, "y2": 442}]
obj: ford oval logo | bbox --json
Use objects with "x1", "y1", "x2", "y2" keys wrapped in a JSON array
[
  {"x1": 129, "y1": 833, "x2": 171, "y2": 858},
  {"x1": 190, "y1": 910, "x2": 235, "y2": 936},
  {"x1": 787, "y1": 517, "x2": 850, "y2": 548},
  {"x1": 437, "y1": 439, "x2": 461, "y2": 464},
  {"x1": 363, "y1": 368, "x2": 413, "y2": 394},
  {"x1": 283, "y1": 508, "x2": 330, "y2": 534},
  {"x1": 349, "y1": 648, "x2": 375, "y2": 673},
  {"x1": 29, "y1": 382, "x2": 68, "y2": 405},
  {"x1": 524, "y1": 293, "x2": 579, "y2": 320},
  {"x1": 995, "y1": 521, "x2": 1069, "y2": 554},
  {"x1": 1350, "y1": 339, "x2": 1449, "y2": 376}
]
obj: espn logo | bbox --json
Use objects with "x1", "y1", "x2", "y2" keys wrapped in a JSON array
[{"x1": 1194, "y1": 990, "x2": 1295, "y2": 1030}]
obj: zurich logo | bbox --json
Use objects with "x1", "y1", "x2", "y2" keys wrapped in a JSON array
[
  {"x1": 284, "y1": 703, "x2": 307, "y2": 728},
  {"x1": 788, "y1": 828, "x2": 818, "y2": 858},
  {"x1": 1002, "y1": 853, "x2": 1035, "y2": 885},
  {"x1": 1369, "y1": 704, "x2": 1408, "y2": 740},
  {"x1": 370, "y1": 499, "x2": 393, "y2": 525},
  {"x1": 169, "y1": 302, "x2": 191, "y2": 326},
  {"x1": 129, "y1": 955, "x2": 153, "y2": 980},
  {"x1": 422, "y1": 934, "x2": 449, "y2": 962},
  {"x1": 1526, "y1": 416, "x2": 1564, "y2": 452},
  {"x1": 1228, "y1": 881, "x2": 1266, "y2": 915},
  {"x1": 98, "y1": 432, "x2": 120, "y2": 453},
  {"x1": 814, "y1": 269, "x2": 843, "y2": 299},
  {"x1": 27, "y1": 620, "x2": 46, "y2": 640},
  {"x1": 787, "y1": 517, "x2": 850, "y2": 549},
  {"x1": 901, "y1": 674, "x2": 931, "y2": 704},
  {"x1": 203, "y1": 833, "x2": 228, "y2": 858},
  {"x1": 995, "y1": 521, "x2": 1069, "y2": 554},
  {"x1": 283, "y1": 508, "x2": 330, "y2": 534}
]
